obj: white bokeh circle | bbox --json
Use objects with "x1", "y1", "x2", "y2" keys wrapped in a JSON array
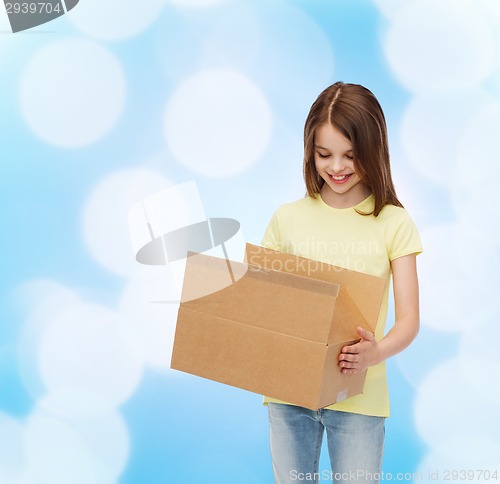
[
  {"x1": 401, "y1": 90, "x2": 494, "y2": 187},
  {"x1": 200, "y1": 3, "x2": 261, "y2": 72},
  {"x1": 417, "y1": 437, "x2": 500, "y2": 482},
  {"x1": 14, "y1": 280, "x2": 82, "y2": 327},
  {"x1": 68, "y1": 0, "x2": 167, "y2": 41},
  {"x1": 476, "y1": 0, "x2": 500, "y2": 38},
  {"x1": 0, "y1": 412, "x2": 25, "y2": 483},
  {"x1": 372, "y1": 0, "x2": 408, "y2": 19},
  {"x1": 418, "y1": 224, "x2": 484, "y2": 332},
  {"x1": 457, "y1": 102, "x2": 500, "y2": 200},
  {"x1": 0, "y1": 5, "x2": 11, "y2": 30},
  {"x1": 383, "y1": 0, "x2": 495, "y2": 92},
  {"x1": 82, "y1": 169, "x2": 171, "y2": 277},
  {"x1": 38, "y1": 388, "x2": 117, "y2": 419},
  {"x1": 451, "y1": 193, "x2": 500, "y2": 248},
  {"x1": 387, "y1": 170, "x2": 429, "y2": 224},
  {"x1": 25, "y1": 412, "x2": 97, "y2": 484},
  {"x1": 394, "y1": 326, "x2": 450, "y2": 389},
  {"x1": 38, "y1": 301, "x2": 143, "y2": 406},
  {"x1": 19, "y1": 38, "x2": 126, "y2": 148},
  {"x1": 414, "y1": 359, "x2": 500, "y2": 449},
  {"x1": 458, "y1": 303, "x2": 500, "y2": 405},
  {"x1": 25, "y1": 406, "x2": 129, "y2": 484},
  {"x1": 452, "y1": 215, "x2": 500, "y2": 299},
  {"x1": 253, "y1": 3, "x2": 334, "y2": 113},
  {"x1": 16, "y1": 280, "x2": 83, "y2": 399},
  {"x1": 164, "y1": 69, "x2": 273, "y2": 178},
  {"x1": 154, "y1": 13, "x2": 204, "y2": 85}
]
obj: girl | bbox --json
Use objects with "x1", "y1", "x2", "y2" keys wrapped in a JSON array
[{"x1": 261, "y1": 82, "x2": 422, "y2": 484}]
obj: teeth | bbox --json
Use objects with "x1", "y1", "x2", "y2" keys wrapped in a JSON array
[{"x1": 331, "y1": 175, "x2": 349, "y2": 180}]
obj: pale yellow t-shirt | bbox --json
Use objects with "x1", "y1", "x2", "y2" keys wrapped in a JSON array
[{"x1": 260, "y1": 193, "x2": 422, "y2": 417}]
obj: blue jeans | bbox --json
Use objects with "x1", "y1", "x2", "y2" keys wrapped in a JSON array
[{"x1": 268, "y1": 403, "x2": 385, "y2": 484}]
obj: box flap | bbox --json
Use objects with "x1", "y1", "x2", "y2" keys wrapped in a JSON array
[
  {"x1": 245, "y1": 243, "x2": 385, "y2": 335},
  {"x1": 180, "y1": 251, "x2": 341, "y2": 343},
  {"x1": 180, "y1": 250, "x2": 248, "y2": 302},
  {"x1": 328, "y1": 287, "x2": 370, "y2": 344}
]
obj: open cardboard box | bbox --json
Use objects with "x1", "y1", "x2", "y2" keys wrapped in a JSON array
[{"x1": 170, "y1": 243, "x2": 386, "y2": 410}]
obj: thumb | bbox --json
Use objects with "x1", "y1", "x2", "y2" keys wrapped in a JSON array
[{"x1": 357, "y1": 326, "x2": 375, "y2": 342}]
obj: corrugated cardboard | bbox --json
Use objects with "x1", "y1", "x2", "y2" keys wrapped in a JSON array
[{"x1": 170, "y1": 243, "x2": 386, "y2": 410}]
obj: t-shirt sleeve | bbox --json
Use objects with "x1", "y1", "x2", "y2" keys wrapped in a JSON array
[
  {"x1": 261, "y1": 207, "x2": 282, "y2": 251},
  {"x1": 388, "y1": 210, "x2": 423, "y2": 261}
]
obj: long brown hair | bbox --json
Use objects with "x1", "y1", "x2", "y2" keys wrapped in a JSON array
[{"x1": 303, "y1": 81, "x2": 403, "y2": 216}]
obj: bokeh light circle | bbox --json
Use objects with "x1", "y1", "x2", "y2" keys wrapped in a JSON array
[
  {"x1": 25, "y1": 406, "x2": 129, "y2": 484},
  {"x1": 17, "y1": 281, "x2": 83, "y2": 399},
  {"x1": 414, "y1": 359, "x2": 500, "y2": 449},
  {"x1": 372, "y1": 0, "x2": 408, "y2": 19},
  {"x1": 401, "y1": 90, "x2": 494, "y2": 187},
  {"x1": 38, "y1": 301, "x2": 143, "y2": 406},
  {"x1": 0, "y1": 412, "x2": 25, "y2": 483},
  {"x1": 252, "y1": 3, "x2": 334, "y2": 115},
  {"x1": 457, "y1": 102, "x2": 500, "y2": 200},
  {"x1": 164, "y1": 69, "x2": 273, "y2": 178},
  {"x1": 19, "y1": 38, "x2": 126, "y2": 148},
  {"x1": 417, "y1": 437, "x2": 500, "y2": 482},
  {"x1": 451, "y1": 193, "x2": 500, "y2": 249},
  {"x1": 384, "y1": 0, "x2": 495, "y2": 92},
  {"x1": 82, "y1": 169, "x2": 171, "y2": 277},
  {"x1": 418, "y1": 224, "x2": 482, "y2": 332},
  {"x1": 68, "y1": 0, "x2": 167, "y2": 41},
  {"x1": 458, "y1": 303, "x2": 500, "y2": 405},
  {"x1": 25, "y1": 412, "x2": 97, "y2": 484}
]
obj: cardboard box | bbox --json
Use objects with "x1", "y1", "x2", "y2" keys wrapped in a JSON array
[{"x1": 170, "y1": 243, "x2": 386, "y2": 410}]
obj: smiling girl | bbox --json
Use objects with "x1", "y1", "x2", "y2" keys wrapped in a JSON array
[{"x1": 261, "y1": 82, "x2": 422, "y2": 484}]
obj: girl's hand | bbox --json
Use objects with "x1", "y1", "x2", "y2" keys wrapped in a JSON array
[
  {"x1": 338, "y1": 326, "x2": 380, "y2": 375},
  {"x1": 338, "y1": 254, "x2": 420, "y2": 375}
]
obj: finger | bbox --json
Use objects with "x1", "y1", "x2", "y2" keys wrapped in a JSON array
[
  {"x1": 357, "y1": 326, "x2": 375, "y2": 342},
  {"x1": 341, "y1": 344, "x2": 360, "y2": 354},
  {"x1": 339, "y1": 359, "x2": 358, "y2": 369},
  {"x1": 341, "y1": 367, "x2": 359, "y2": 375},
  {"x1": 339, "y1": 353, "x2": 357, "y2": 363}
]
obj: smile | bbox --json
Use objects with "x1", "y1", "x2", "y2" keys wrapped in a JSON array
[{"x1": 328, "y1": 173, "x2": 352, "y2": 184}]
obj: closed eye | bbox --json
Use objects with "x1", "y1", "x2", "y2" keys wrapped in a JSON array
[{"x1": 316, "y1": 152, "x2": 330, "y2": 158}]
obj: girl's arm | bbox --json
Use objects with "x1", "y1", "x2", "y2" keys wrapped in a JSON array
[{"x1": 338, "y1": 253, "x2": 420, "y2": 374}]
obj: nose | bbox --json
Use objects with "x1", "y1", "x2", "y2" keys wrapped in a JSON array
[{"x1": 329, "y1": 156, "x2": 346, "y2": 173}]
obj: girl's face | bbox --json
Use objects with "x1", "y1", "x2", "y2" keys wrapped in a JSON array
[{"x1": 314, "y1": 123, "x2": 370, "y2": 208}]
